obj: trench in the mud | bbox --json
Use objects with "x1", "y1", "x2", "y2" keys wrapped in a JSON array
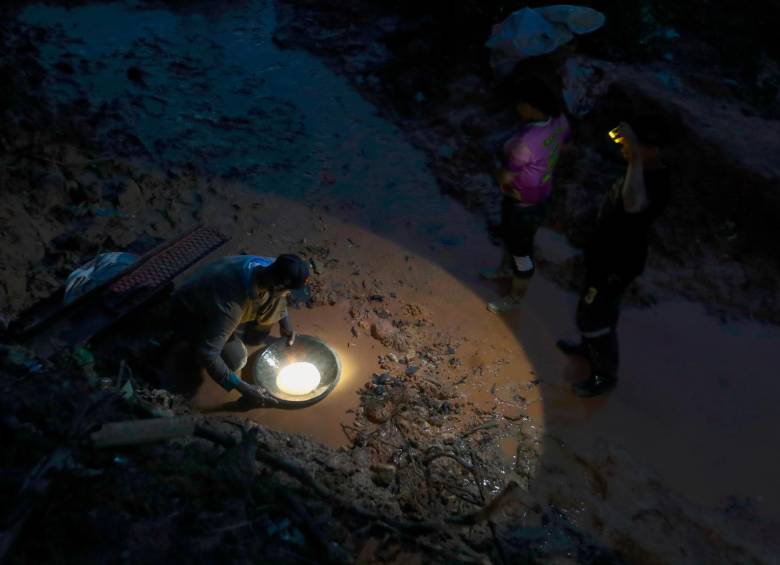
[{"x1": 20, "y1": 0, "x2": 780, "y2": 531}]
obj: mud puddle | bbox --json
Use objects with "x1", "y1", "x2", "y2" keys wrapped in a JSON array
[{"x1": 178, "y1": 199, "x2": 537, "y2": 452}]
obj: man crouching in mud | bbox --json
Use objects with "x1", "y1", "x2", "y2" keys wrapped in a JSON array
[
  {"x1": 169, "y1": 254, "x2": 309, "y2": 403},
  {"x1": 558, "y1": 116, "x2": 671, "y2": 397}
]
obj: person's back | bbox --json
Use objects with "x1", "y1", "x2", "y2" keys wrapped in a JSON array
[
  {"x1": 172, "y1": 255, "x2": 273, "y2": 326},
  {"x1": 586, "y1": 166, "x2": 670, "y2": 282}
]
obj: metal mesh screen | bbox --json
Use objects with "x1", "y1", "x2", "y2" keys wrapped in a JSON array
[{"x1": 109, "y1": 226, "x2": 226, "y2": 295}]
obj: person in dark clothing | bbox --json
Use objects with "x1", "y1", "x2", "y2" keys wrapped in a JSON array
[
  {"x1": 481, "y1": 77, "x2": 570, "y2": 312},
  {"x1": 169, "y1": 253, "x2": 309, "y2": 403},
  {"x1": 558, "y1": 115, "x2": 671, "y2": 397}
]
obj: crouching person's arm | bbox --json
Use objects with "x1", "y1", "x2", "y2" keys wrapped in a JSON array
[
  {"x1": 279, "y1": 315, "x2": 296, "y2": 347},
  {"x1": 198, "y1": 313, "x2": 276, "y2": 404}
]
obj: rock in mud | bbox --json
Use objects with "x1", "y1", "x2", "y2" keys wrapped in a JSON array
[
  {"x1": 372, "y1": 373, "x2": 393, "y2": 385},
  {"x1": 440, "y1": 433, "x2": 457, "y2": 445},
  {"x1": 370, "y1": 463, "x2": 397, "y2": 487},
  {"x1": 32, "y1": 173, "x2": 64, "y2": 213},
  {"x1": 37, "y1": 165, "x2": 65, "y2": 193},
  {"x1": 57, "y1": 144, "x2": 91, "y2": 166},
  {"x1": 364, "y1": 397, "x2": 393, "y2": 424},
  {"x1": 74, "y1": 170, "x2": 102, "y2": 202},
  {"x1": 117, "y1": 178, "x2": 144, "y2": 214},
  {"x1": 386, "y1": 381, "x2": 407, "y2": 404},
  {"x1": 426, "y1": 413, "x2": 444, "y2": 427},
  {"x1": 370, "y1": 319, "x2": 396, "y2": 345}
]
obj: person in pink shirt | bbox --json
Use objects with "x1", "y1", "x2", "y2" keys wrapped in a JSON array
[{"x1": 482, "y1": 77, "x2": 570, "y2": 312}]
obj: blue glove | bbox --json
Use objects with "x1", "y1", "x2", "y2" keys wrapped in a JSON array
[{"x1": 221, "y1": 372, "x2": 243, "y2": 391}]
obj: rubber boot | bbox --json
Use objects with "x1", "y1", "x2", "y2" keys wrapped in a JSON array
[
  {"x1": 487, "y1": 275, "x2": 530, "y2": 313},
  {"x1": 572, "y1": 332, "x2": 618, "y2": 397},
  {"x1": 479, "y1": 250, "x2": 513, "y2": 280}
]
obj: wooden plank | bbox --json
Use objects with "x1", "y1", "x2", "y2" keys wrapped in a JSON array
[{"x1": 90, "y1": 416, "x2": 203, "y2": 449}]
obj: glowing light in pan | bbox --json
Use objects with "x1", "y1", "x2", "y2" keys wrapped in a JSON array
[{"x1": 276, "y1": 362, "x2": 321, "y2": 396}]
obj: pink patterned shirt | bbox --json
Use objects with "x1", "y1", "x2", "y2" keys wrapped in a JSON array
[{"x1": 503, "y1": 114, "x2": 570, "y2": 205}]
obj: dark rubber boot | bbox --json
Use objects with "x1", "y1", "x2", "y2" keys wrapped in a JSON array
[
  {"x1": 572, "y1": 331, "x2": 619, "y2": 397},
  {"x1": 556, "y1": 339, "x2": 589, "y2": 358},
  {"x1": 572, "y1": 373, "x2": 617, "y2": 397}
]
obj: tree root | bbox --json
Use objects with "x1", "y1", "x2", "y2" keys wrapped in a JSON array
[{"x1": 194, "y1": 421, "x2": 519, "y2": 541}]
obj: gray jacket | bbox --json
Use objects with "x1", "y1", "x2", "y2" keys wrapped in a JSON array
[{"x1": 171, "y1": 256, "x2": 288, "y2": 386}]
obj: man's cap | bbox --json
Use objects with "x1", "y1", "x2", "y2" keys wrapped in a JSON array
[{"x1": 269, "y1": 254, "x2": 309, "y2": 289}]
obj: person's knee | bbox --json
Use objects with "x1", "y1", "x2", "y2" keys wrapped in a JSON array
[{"x1": 221, "y1": 338, "x2": 248, "y2": 372}]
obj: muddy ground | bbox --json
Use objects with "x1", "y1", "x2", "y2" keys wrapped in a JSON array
[{"x1": 1, "y1": 1, "x2": 780, "y2": 563}]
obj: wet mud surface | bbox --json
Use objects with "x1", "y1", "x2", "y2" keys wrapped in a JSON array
[{"x1": 1, "y1": 0, "x2": 780, "y2": 562}]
